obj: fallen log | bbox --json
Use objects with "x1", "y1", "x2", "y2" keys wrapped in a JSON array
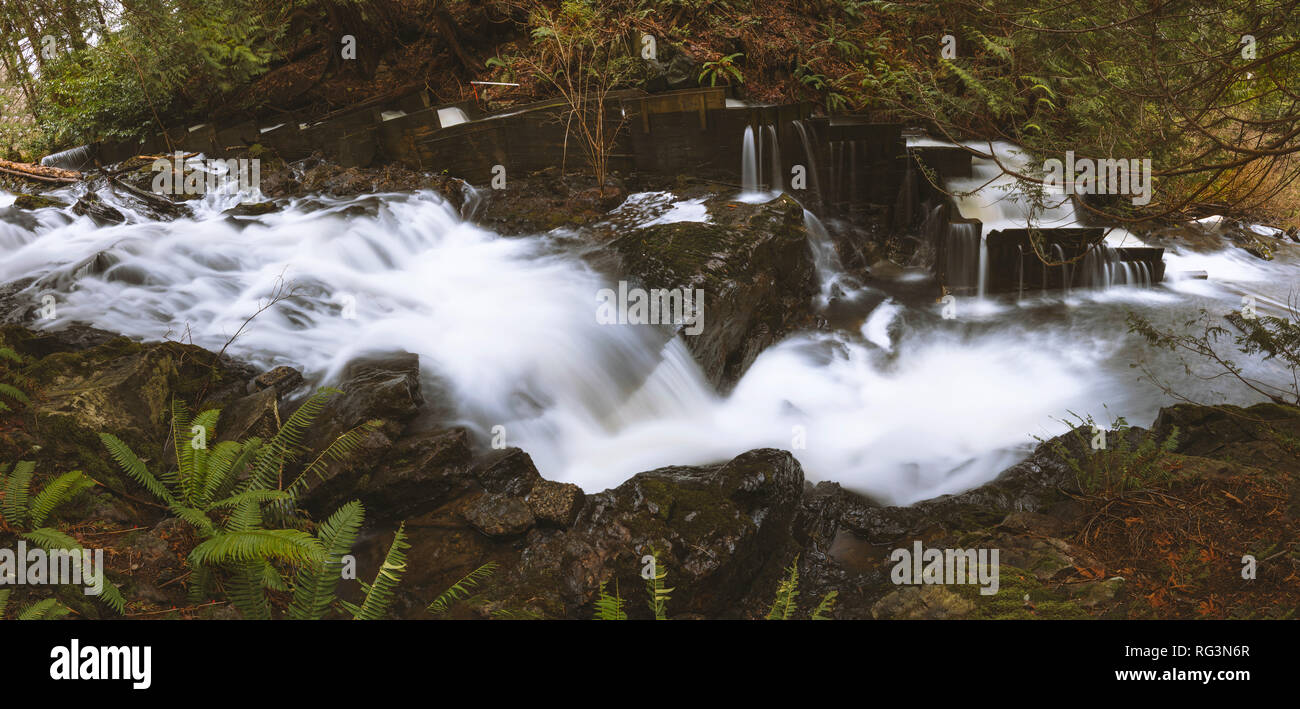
[
  {"x1": 105, "y1": 172, "x2": 189, "y2": 217},
  {"x1": 0, "y1": 157, "x2": 81, "y2": 183}
]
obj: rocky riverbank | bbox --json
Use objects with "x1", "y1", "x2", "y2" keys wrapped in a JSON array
[
  {"x1": 2, "y1": 316, "x2": 1296, "y2": 619},
  {"x1": 3, "y1": 153, "x2": 1299, "y2": 620}
]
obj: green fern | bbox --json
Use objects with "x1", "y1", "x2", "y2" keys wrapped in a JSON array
[
  {"x1": 1, "y1": 460, "x2": 35, "y2": 526},
  {"x1": 2, "y1": 464, "x2": 94, "y2": 530},
  {"x1": 20, "y1": 527, "x2": 127, "y2": 615},
  {"x1": 289, "y1": 500, "x2": 366, "y2": 620},
  {"x1": 427, "y1": 561, "x2": 499, "y2": 616},
  {"x1": 28, "y1": 470, "x2": 94, "y2": 527},
  {"x1": 490, "y1": 607, "x2": 545, "y2": 620},
  {"x1": 0, "y1": 346, "x2": 32, "y2": 413},
  {"x1": 593, "y1": 581, "x2": 627, "y2": 620},
  {"x1": 0, "y1": 589, "x2": 9, "y2": 617},
  {"x1": 644, "y1": 547, "x2": 672, "y2": 621},
  {"x1": 811, "y1": 591, "x2": 838, "y2": 620},
  {"x1": 766, "y1": 557, "x2": 801, "y2": 620},
  {"x1": 344, "y1": 523, "x2": 409, "y2": 620},
  {"x1": 99, "y1": 391, "x2": 370, "y2": 615},
  {"x1": 18, "y1": 598, "x2": 72, "y2": 620},
  {"x1": 189, "y1": 528, "x2": 324, "y2": 566},
  {"x1": 278, "y1": 418, "x2": 382, "y2": 518},
  {"x1": 100, "y1": 433, "x2": 175, "y2": 506}
]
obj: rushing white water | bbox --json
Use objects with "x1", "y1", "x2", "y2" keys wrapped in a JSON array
[{"x1": 1, "y1": 182, "x2": 1296, "y2": 504}]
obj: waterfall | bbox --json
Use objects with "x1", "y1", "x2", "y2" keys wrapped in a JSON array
[
  {"x1": 1016, "y1": 245, "x2": 1025, "y2": 300},
  {"x1": 766, "y1": 124, "x2": 784, "y2": 193},
  {"x1": 1077, "y1": 246, "x2": 1154, "y2": 288},
  {"x1": 40, "y1": 145, "x2": 96, "y2": 171},
  {"x1": 1052, "y1": 244, "x2": 1070, "y2": 295},
  {"x1": 922, "y1": 137, "x2": 1164, "y2": 294},
  {"x1": 977, "y1": 234, "x2": 989, "y2": 298},
  {"x1": 741, "y1": 125, "x2": 760, "y2": 194},
  {"x1": 792, "y1": 120, "x2": 822, "y2": 206},
  {"x1": 803, "y1": 209, "x2": 851, "y2": 304},
  {"x1": 944, "y1": 222, "x2": 984, "y2": 295}
]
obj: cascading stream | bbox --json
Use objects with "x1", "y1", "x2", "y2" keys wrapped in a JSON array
[{"x1": 1, "y1": 178, "x2": 1294, "y2": 505}]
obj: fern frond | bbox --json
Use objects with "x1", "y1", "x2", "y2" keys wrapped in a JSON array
[
  {"x1": 223, "y1": 492, "x2": 269, "y2": 534},
  {"x1": 206, "y1": 489, "x2": 293, "y2": 510},
  {"x1": 226, "y1": 561, "x2": 272, "y2": 619},
  {"x1": 427, "y1": 561, "x2": 498, "y2": 615},
  {"x1": 197, "y1": 440, "x2": 249, "y2": 508},
  {"x1": 21, "y1": 526, "x2": 81, "y2": 551},
  {"x1": 167, "y1": 398, "x2": 193, "y2": 490},
  {"x1": 1, "y1": 460, "x2": 34, "y2": 526},
  {"x1": 811, "y1": 591, "x2": 838, "y2": 620},
  {"x1": 99, "y1": 433, "x2": 175, "y2": 506},
  {"x1": 18, "y1": 598, "x2": 72, "y2": 620},
  {"x1": 260, "y1": 559, "x2": 289, "y2": 592},
  {"x1": 189, "y1": 529, "x2": 324, "y2": 566},
  {"x1": 353, "y1": 523, "x2": 408, "y2": 620},
  {"x1": 644, "y1": 547, "x2": 672, "y2": 621},
  {"x1": 0, "y1": 382, "x2": 30, "y2": 404},
  {"x1": 185, "y1": 408, "x2": 222, "y2": 506},
  {"x1": 276, "y1": 388, "x2": 339, "y2": 455},
  {"x1": 207, "y1": 438, "x2": 261, "y2": 503},
  {"x1": 491, "y1": 608, "x2": 545, "y2": 620},
  {"x1": 288, "y1": 419, "x2": 382, "y2": 501},
  {"x1": 593, "y1": 581, "x2": 627, "y2": 620},
  {"x1": 766, "y1": 556, "x2": 800, "y2": 620},
  {"x1": 28, "y1": 470, "x2": 93, "y2": 527},
  {"x1": 169, "y1": 506, "x2": 217, "y2": 535},
  {"x1": 289, "y1": 500, "x2": 365, "y2": 620},
  {"x1": 97, "y1": 579, "x2": 127, "y2": 615},
  {"x1": 0, "y1": 588, "x2": 9, "y2": 617},
  {"x1": 20, "y1": 528, "x2": 125, "y2": 615}
]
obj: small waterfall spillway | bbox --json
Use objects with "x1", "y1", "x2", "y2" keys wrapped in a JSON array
[
  {"x1": 2, "y1": 140, "x2": 1295, "y2": 505},
  {"x1": 792, "y1": 120, "x2": 822, "y2": 207},
  {"x1": 739, "y1": 122, "x2": 785, "y2": 199},
  {"x1": 765, "y1": 125, "x2": 784, "y2": 194},
  {"x1": 740, "y1": 125, "x2": 761, "y2": 194},
  {"x1": 943, "y1": 222, "x2": 987, "y2": 297},
  {"x1": 926, "y1": 139, "x2": 1162, "y2": 296},
  {"x1": 40, "y1": 145, "x2": 96, "y2": 171}
]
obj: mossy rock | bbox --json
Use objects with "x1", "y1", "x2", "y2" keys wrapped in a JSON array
[{"x1": 12, "y1": 193, "x2": 68, "y2": 210}]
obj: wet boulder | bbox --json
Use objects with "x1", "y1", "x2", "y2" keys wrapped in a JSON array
[
  {"x1": 0, "y1": 325, "x2": 256, "y2": 489},
  {"x1": 608, "y1": 193, "x2": 818, "y2": 389},
  {"x1": 12, "y1": 193, "x2": 67, "y2": 210},
  {"x1": 301, "y1": 426, "x2": 477, "y2": 522},
  {"x1": 526, "y1": 479, "x2": 584, "y2": 528},
  {"x1": 479, "y1": 448, "x2": 807, "y2": 619},
  {"x1": 464, "y1": 492, "x2": 535, "y2": 537}
]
